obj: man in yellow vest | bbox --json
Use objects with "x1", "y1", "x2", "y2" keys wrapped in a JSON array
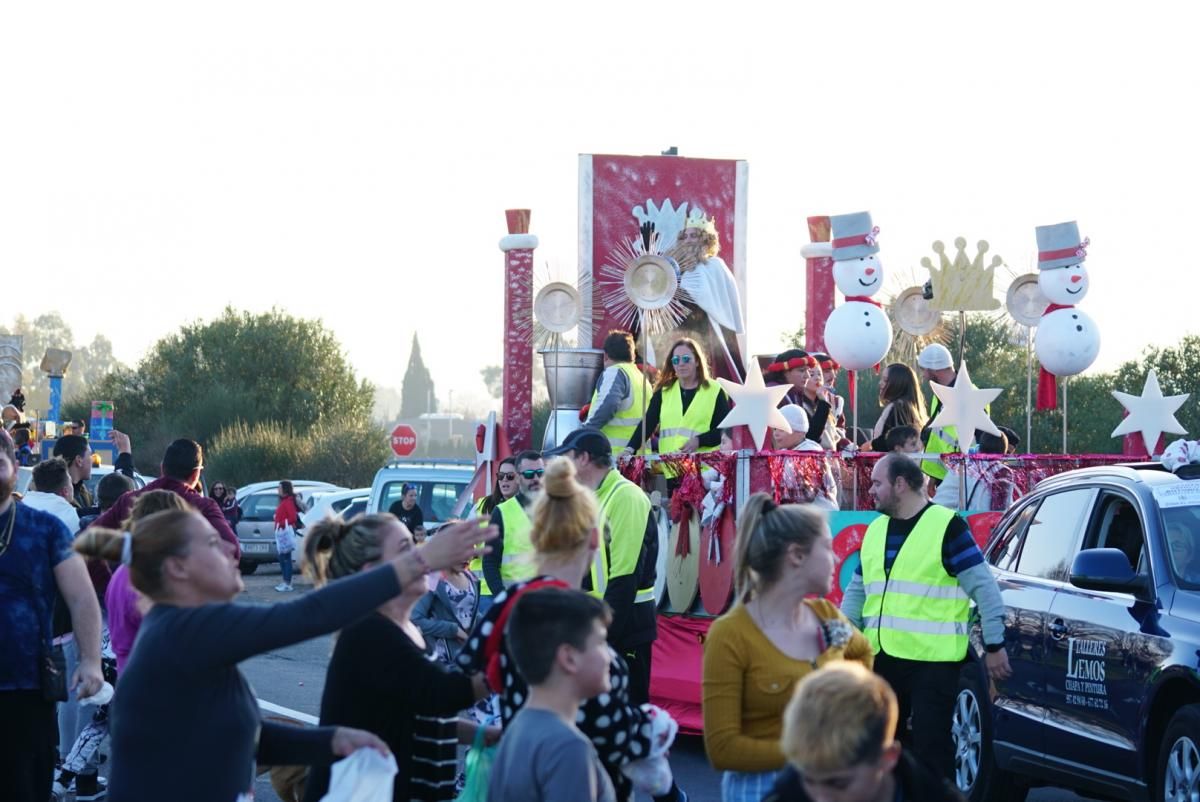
[
  {"x1": 584, "y1": 330, "x2": 648, "y2": 451},
  {"x1": 546, "y1": 428, "x2": 658, "y2": 705},
  {"x1": 841, "y1": 453, "x2": 1010, "y2": 781},
  {"x1": 481, "y1": 450, "x2": 543, "y2": 597},
  {"x1": 916, "y1": 343, "x2": 968, "y2": 486}
]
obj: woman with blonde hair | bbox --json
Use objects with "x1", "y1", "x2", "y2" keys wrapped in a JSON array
[
  {"x1": 304, "y1": 514, "x2": 496, "y2": 802},
  {"x1": 625, "y1": 337, "x2": 731, "y2": 461},
  {"x1": 870, "y1": 363, "x2": 927, "y2": 450},
  {"x1": 702, "y1": 493, "x2": 872, "y2": 801},
  {"x1": 456, "y1": 457, "x2": 684, "y2": 802},
  {"x1": 73, "y1": 509, "x2": 493, "y2": 802}
]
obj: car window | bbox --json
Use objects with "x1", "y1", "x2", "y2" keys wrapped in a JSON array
[
  {"x1": 330, "y1": 498, "x2": 352, "y2": 513},
  {"x1": 243, "y1": 492, "x2": 280, "y2": 521},
  {"x1": 343, "y1": 499, "x2": 367, "y2": 520},
  {"x1": 1015, "y1": 488, "x2": 1096, "y2": 581},
  {"x1": 1085, "y1": 493, "x2": 1147, "y2": 574},
  {"x1": 1163, "y1": 505, "x2": 1200, "y2": 589},
  {"x1": 989, "y1": 502, "x2": 1039, "y2": 572},
  {"x1": 429, "y1": 482, "x2": 466, "y2": 523}
]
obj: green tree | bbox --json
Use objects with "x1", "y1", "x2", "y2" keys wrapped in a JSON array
[
  {"x1": 91, "y1": 307, "x2": 374, "y2": 472},
  {"x1": 400, "y1": 333, "x2": 437, "y2": 418}
]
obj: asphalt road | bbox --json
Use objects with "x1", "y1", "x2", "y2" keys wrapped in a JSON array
[{"x1": 236, "y1": 565, "x2": 1102, "y2": 802}]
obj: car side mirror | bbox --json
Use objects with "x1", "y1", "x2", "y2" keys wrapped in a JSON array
[{"x1": 1070, "y1": 548, "x2": 1149, "y2": 595}]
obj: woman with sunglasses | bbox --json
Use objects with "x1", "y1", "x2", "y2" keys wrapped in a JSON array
[
  {"x1": 209, "y1": 482, "x2": 241, "y2": 527},
  {"x1": 624, "y1": 338, "x2": 731, "y2": 473},
  {"x1": 469, "y1": 456, "x2": 519, "y2": 613}
]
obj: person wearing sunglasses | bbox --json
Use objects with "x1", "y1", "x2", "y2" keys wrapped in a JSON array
[
  {"x1": 763, "y1": 662, "x2": 964, "y2": 802},
  {"x1": 583, "y1": 331, "x2": 647, "y2": 451},
  {"x1": 482, "y1": 450, "x2": 544, "y2": 597},
  {"x1": 469, "y1": 457, "x2": 519, "y2": 613},
  {"x1": 624, "y1": 338, "x2": 730, "y2": 479}
]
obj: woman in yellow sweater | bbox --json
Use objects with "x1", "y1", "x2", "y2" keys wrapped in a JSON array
[{"x1": 702, "y1": 493, "x2": 873, "y2": 801}]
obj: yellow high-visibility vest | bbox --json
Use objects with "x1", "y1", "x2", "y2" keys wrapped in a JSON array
[
  {"x1": 590, "y1": 362, "x2": 648, "y2": 450},
  {"x1": 860, "y1": 504, "x2": 969, "y2": 662},
  {"x1": 496, "y1": 496, "x2": 536, "y2": 586},
  {"x1": 588, "y1": 470, "x2": 655, "y2": 606},
  {"x1": 656, "y1": 381, "x2": 720, "y2": 478}
]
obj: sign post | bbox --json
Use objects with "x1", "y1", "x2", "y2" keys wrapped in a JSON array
[{"x1": 390, "y1": 424, "x2": 418, "y2": 458}]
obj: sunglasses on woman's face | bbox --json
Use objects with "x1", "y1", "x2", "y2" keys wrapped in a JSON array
[
  {"x1": 671, "y1": 355, "x2": 693, "y2": 365},
  {"x1": 520, "y1": 468, "x2": 545, "y2": 479},
  {"x1": 497, "y1": 472, "x2": 517, "y2": 481}
]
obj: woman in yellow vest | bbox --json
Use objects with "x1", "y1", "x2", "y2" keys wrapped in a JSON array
[
  {"x1": 625, "y1": 338, "x2": 730, "y2": 472},
  {"x1": 702, "y1": 493, "x2": 873, "y2": 801},
  {"x1": 469, "y1": 456, "x2": 518, "y2": 614}
]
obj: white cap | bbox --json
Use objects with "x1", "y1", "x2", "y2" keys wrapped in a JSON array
[
  {"x1": 917, "y1": 343, "x2": 953, "y2": 371},
  {"x1": 778, "y1": 404, "x2": 810, "y2": 434}
]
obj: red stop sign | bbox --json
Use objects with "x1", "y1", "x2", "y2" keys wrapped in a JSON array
[{"x1": 390, "y1": 424, "x2": 418, "y2": 457}]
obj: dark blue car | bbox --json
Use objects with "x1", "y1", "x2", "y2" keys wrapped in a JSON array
[{"x1": 953, "y1": 462, "x2": 1200, "y2": 802}]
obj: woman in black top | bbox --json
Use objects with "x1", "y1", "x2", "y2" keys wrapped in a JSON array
[
  {"x1": 388, "y1": 483, "x2": 426, "y2": 541},
  {"x1": 869, "y1": 363, "x2": 927, "y2": 451},
  {"x1": 73, "y1": 509, "x2": 494, "y2": 802},
  {"x1": 304, "y1": 515, "x2": 496, "y2": 802}
]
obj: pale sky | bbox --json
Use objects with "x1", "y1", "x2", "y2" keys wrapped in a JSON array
[{"x1": 3, "y1": 2, "x2": 1195, "y2": 417}]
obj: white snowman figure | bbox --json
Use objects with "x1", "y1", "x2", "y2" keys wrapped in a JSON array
[
  {"x1": 1033, "y1": 220, "x2": 1100, "y2": 409},
  {"x1": 822, "y1": 211, "x2": 893, "y2": 371}
]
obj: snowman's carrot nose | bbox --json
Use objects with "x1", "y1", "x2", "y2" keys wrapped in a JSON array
[
  {"x1": 864, "y1": 268, "x2": 876, "y2": 276},
  {"x1": 1070, "y1": 275, "x2": 1082, "y2": 283}
]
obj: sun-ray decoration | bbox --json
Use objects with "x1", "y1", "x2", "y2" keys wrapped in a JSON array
[
  {"x1": 512, "y1": 261, "x2": 589, "y2": 351},
  {"x1": 597, "y1": 230, "x2": 691, "y2": 338}
]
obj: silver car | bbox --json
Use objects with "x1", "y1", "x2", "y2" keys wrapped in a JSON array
[{"x1": 234, "y1": 481, "x2": 344, "y2": 574}]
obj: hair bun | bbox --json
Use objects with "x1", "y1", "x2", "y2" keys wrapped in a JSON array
[{"x1": 542, "y1": 457, "x2": 579, "y2": 499}]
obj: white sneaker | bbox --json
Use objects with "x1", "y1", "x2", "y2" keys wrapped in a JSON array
[{"x1": 274, "y1": 583, "x2": 294, "y2": 592}]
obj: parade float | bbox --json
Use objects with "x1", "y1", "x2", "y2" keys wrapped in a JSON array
[{"x1": 473, "y1": 153, "x2": 1181, "y2": 731}]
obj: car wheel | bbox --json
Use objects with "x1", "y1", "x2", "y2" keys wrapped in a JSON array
[
  {"x1": 238, "y1": 560, "x2": 258, "y2": 576},
  {"x1": 954, "y1": 665, "x2": 1027, "y2": 802},
  {"x1": 1158, "y1": 704, "x2": 1200, "y2": 802}
]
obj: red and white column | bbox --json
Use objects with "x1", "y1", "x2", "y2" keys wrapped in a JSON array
[{"x1": 500, "y1": 209, "x2": 537, "y2": 454}]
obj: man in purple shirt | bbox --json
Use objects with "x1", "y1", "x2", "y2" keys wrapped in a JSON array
[{"x1": 91, "y1": 439, "x2": 240, "y2": 560}]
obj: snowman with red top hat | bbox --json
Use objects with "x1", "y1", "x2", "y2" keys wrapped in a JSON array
[
  {"x1": 822, "y1": 211, "x2": 893, "y2": 371},
  {"x1": 1034, "y1": 220, "x2": 1100, "y2": 409}
]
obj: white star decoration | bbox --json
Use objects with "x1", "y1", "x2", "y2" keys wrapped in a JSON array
[
  {"x1": 1110, "y1": 369, "x2": 1189, "y2": 456},
  {"x1": 716, "y1": 359, "x2": 793, "y2": 451},
  {"x1": 927, "y1": 362, "x2": 1002, "y2": 455}
]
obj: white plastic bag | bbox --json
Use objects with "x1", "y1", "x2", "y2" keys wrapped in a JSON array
[
  {"x1": 274, "y1": 523, "x2": 297, "y2": 554},
  {"x1": 318, "y1": 748, "x2": 398, "y2": 802}
]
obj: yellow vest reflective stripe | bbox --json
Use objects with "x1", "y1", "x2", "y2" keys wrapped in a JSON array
[
  {"x1": 589, "y1": 470, "x2": 654, "y2": 604},
  {"x1": 469, "y1": 498, "x2": 493, "y2": 596},
  {"x1": 657, "y1": 382, "x2": 720, "y2": 478},
  {"x1": 497, "y1": 496, "x2": 537, "y2": 585},
  {"x1": 860, "y1": 505, "x2": 970, "y2": 662},
  {"x1": 590, "y1": 362, "x2": 648, "y2": 449}
]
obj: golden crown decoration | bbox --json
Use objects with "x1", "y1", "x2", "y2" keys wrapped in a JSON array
[
  {"x1": 920, "y1": 237, "x2": 1003, "y2": 313},
  {"x1": 684, "y1": 208, "x2": 718, "y2": 235}
]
